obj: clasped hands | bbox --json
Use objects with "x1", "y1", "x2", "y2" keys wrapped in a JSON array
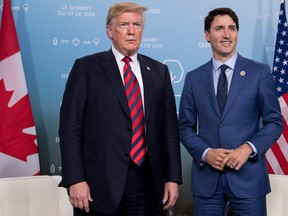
[{"x1": 205, "y1": 143, "x2": 253, "y2": 171}]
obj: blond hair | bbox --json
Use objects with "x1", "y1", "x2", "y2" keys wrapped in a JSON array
[{"x1": 106, "y1": 2, "x2": 147, "y2": 25}]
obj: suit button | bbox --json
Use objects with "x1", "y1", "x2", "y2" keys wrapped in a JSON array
[
  {"x1": 219, "y1": 124, "x2": 223, "y2": 128},
  {"x1": 199, "y1": 161, "x2": 206, "y2": 168}
]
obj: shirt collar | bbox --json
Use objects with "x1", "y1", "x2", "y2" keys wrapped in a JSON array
[
  {"x1": 111, "y1": 45, "x2": 138, "y2": 64},
  {"x1": 212, "y1": 52, "x2": 238, "y2": 71}
]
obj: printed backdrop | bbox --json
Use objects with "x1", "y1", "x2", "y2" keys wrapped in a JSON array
[{"x1": 0, "y1": 0, "x2": 284, "y2": 215}]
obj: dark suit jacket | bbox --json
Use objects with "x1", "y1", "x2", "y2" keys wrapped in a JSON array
[
  {"x1": 59, "y1": 49, "x2": 182, "y2": 213},
  {"x1": 179, "y1": 54, "x2": 283, "y2": 198}
]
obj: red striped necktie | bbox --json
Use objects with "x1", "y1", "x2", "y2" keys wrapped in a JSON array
[{"x1": 122, "y1": 56, "x2": 146, "y2": 166}]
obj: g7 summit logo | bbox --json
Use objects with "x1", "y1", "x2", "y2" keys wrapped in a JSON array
[{"x1": 163, "y1": 59, "x2": 184, "y2": 84}]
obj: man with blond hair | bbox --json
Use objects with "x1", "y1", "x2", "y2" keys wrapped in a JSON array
[{"x1": 59, "y1": 2, "x2": 182, "y2": 216}]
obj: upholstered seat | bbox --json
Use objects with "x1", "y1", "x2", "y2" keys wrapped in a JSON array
[
  {"x1": 0, "y1": 175, "x2": 72, "y2": 216},
  {"x1": 267, "y1": 174, "x2": 288, "y2": 216}
]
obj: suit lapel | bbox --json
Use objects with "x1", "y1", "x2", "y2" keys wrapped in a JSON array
[
  {"x1": 102, "y1": 50, "x2": 130, "y2": 119},
  {"x1": 222, "y1": 55, "x2": 247, "y2": 118},
  {"x1": 138, "y1": 55, "x2": 153, "y2": 123},
  {"x1": 200, "y1": 61, "x2": 221, "y2": 116}
]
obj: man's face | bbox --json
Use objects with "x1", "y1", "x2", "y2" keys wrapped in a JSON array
[
  {"x1": 106, "y1": 12, "x2": 144, "y2": 56},
  {"x1": 205, "y1": 15, "x2": 238, "y2": 62}
]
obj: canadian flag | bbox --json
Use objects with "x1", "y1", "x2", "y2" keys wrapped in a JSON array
[{"x1": 0, "y1": 0, "x2": 40, "y2": 177}]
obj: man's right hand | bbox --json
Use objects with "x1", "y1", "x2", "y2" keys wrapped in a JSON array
[
  {"x1": 205, "y1": 148, "x2": 232, "y2": 171},
  {"x1": 69, "y1": 181, "x2": 93, "y2": 212}
]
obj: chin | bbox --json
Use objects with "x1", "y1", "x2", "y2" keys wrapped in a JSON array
[
  {"x1": 127, "y1": 47, "x2": 139, "y2": 53},
  {"x1": 125, "y1": 50, "x2": 136, "y2": 56}
]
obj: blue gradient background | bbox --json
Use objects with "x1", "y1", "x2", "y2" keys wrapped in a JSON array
[{"x1": 0, "y1": 0, "x2": 284, "y2": 214}]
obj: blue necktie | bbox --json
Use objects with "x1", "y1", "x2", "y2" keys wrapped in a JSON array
[{"x1": 217, "y1": 64, "x2": 229, "y2": 114}]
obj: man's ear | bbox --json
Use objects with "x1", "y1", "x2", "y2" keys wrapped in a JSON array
[
  {"x1": 205, "y1": 31, "x2": 210, "y2": 43},
  {"x1": 106, "y1": 25, "x2": 113, "y2": 39}
]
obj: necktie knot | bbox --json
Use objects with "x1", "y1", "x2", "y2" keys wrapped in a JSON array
[
  {"x1": 122, "y1": 56, "x2": 131, "y2": 64},
  {"x1": 219, "y1": 64, "x2": 229, "y2": 73}
]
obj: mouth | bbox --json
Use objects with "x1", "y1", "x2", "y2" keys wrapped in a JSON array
[
  {"x1": 126, "y1": 39, "x2": 135, "y2": 43},
  {"x1": 221, "y1": 41, "x2": 232, "y2": 46}
]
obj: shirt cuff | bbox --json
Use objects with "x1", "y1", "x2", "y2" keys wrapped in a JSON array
[
  {"x1": 246, "y1": 141, "x2": 257, "y2": 158},
  {"x1": 201, "y1": 148, "x2": 211, "y2": 162}
]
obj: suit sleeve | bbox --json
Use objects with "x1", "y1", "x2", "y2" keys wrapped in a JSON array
[
  {"x1": 163, "y1": 65, "x2": 183, "y2": 184},
  {"x1": 178, "y1": 72, "x2": 211, "y2": 164},
  {"x1": 247, "y1": 64, "x2": 283, "y2": 157},
  {"x1": 59, "y1": 59, "x2": 87, "y2": 187}
]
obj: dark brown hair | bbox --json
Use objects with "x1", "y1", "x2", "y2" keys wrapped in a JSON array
[{"x1": 204, "y1": 8, "x2": 239, "y2": 32}]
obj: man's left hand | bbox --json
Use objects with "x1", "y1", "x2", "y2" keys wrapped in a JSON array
[
  {"x1": 220, "y1": 143, "x2": 253, "y2": 170},
  {"x1": 162, "y1": 182, "x2": 179, "y2": 210}
]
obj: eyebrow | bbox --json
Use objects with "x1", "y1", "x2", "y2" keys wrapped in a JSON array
[{"x1": 214, "y1": 24, "x2": 237, "y2": 29}]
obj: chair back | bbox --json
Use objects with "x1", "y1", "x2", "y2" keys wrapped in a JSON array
[
  {"x1": 267, "y1": 174, "x2": 288, "y2": 216},
  {"x1": 0, "y1": 175, "x2": 72, "y2": 216}
]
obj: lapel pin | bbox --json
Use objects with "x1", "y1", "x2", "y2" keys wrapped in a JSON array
[
  {"x1": 240, "y1": 71, "x2": 246, "y2": 76},
  {"x1": 146, "y1": 66, "x2": 150, "y2": 71}
]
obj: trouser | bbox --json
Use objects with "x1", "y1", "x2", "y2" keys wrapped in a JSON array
[
  {"x1": 74, "y1": 158, "x2": 163, "y2": 216},
  {"x1": 193, "y1": 174, "x2": 266, "y2": 216}
]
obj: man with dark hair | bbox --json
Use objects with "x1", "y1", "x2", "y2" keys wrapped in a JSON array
[
  {"x1": 59, "y1": 2, "x2": 182, "y2": 216},
  {"x1": 179, "y1": 7, "x2": 283, "y2": 216}
]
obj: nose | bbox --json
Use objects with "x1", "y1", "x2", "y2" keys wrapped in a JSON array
[
  {"x1": 223, "y1": 28, "x2": 230, "y2": 38},
  {"x1": 127, "y1": 24, "x2": 135, "y2": 34}
]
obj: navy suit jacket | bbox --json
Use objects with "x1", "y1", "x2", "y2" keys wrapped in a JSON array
[
  {"x1": 179, "y1": 54, "x2": 283, "y2": 198},
  {"x1": 59, "y1": 49, "x2": 182, "y2": 213}
]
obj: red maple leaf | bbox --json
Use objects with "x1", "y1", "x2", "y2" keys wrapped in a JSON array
[{"x1": 0, "y1": 79, "x2": 38, "y2": 161}]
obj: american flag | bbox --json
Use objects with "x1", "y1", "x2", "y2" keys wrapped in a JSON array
[{"x1": 267, "y1": 0, "x2": 288, "y2": 175}]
